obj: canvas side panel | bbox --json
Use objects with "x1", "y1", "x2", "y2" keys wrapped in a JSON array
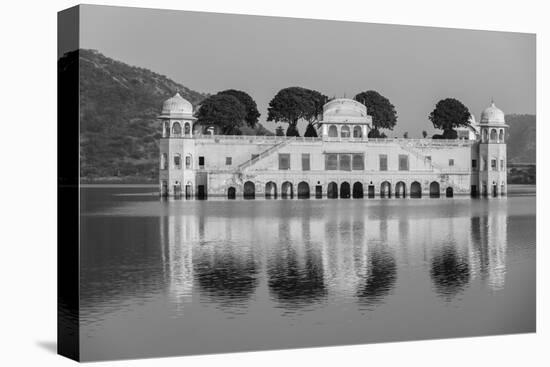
[{"x1": 57, "y1": 5, "x2": 80, "y2": 362}]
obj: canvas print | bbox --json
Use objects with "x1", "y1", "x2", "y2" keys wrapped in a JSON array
[{"x1": 57, "y1": 5, "x2": 536, "y2": 362}]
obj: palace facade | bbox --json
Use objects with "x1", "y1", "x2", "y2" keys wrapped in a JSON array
[{"x1": 158, "y1": 93, "x2": 508, "y2": 199}]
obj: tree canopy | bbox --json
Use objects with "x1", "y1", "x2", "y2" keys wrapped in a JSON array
[
  {"x1": 195, "y1": 94, "x2": 246, "y2": 135},
  {"x1": 267, "y1": 87, "x2": 327, "y2": 136},
  {"x1": 429, "y1": 98, "x2": 470, "y2": 136},
  {"x1": 354, "y1": 90, "x2": 397, "y2": 135},
  {"x1": 218, "y1": 89, "x2": 260, "y2": 128}
]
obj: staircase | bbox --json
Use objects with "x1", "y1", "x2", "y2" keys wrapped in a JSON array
[
  {"x1": 237, "y1": 139, "x2": 292, "y2": 172},
  {"x1": 399, "y1": 142, "x2": 446, "y2": 172}
]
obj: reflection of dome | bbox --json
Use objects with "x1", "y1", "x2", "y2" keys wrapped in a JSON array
[
  {"x1": 480, "y1": 101, "x2": 505, "y2": 124},
  {"x1": 161, "y1": 92, "x2": 193, "y2": 117},
  {"x1": 323, "y1": 98, "x2": 367, "y2": 119}
]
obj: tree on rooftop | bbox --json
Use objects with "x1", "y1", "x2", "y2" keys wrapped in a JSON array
[
  {"x1": 194, "y1": 94, "x2": 246, "y2": 135},
  {"x1": 429, "y1": 98, "x2": 470, "y2": 139},
  {"x1": 218, "y1": 89, "x2": 260, "y2": 128},
  {"x1": 354, "y1": 90, "x2": 397, "y2": 138}
]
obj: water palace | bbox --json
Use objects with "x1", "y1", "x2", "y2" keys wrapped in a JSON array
[{"x1": 158, "y1": 93, "x2": 508, "y2": 199}]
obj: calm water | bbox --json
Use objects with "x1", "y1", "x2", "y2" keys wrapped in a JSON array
[{"x1": 80, "y1": 186, "x2": 536, "y2": 361}]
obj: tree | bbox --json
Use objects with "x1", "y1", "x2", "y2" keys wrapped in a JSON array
[
  {"x1": 354, "y1": 90, "x2": 397, "y2": 137},
  {"x1": 368, "y1": 129, "x2": 387, "y2": 138},
  {"x1": 275, "y1": 126, "x2": 285, "y2": 136},
  {"x1": 194, "y1": 94, "x2": 246, "y2": 135},
  {"x1": 429, "y1": 98, "x2": 470, "y2": 138},
  {"x1": 267, "y1": 86, "x2": 327, "y2": 137},
  {"x1": 403, "y1": 132, "x2": 409, "y2": 139},
  {"x1": 304, "y1": 123, "x2": 318, "y2": 137},
  {"x1": 218, "y1": 89, "x2": 260, "y2": 128},
  {"x1": 422, "y1": 130, "x2": 428, "y2": 138}
]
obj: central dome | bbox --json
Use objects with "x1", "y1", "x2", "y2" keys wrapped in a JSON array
[
  {"x1": 322, "y1": 98, "x2": 368, "y2": 122},
  {"x1": 161, "y1": 92, "x2": 193, "y2": 117},
  {"x1": 480, "y1": 101, "x2": 505, "y2": 124}
]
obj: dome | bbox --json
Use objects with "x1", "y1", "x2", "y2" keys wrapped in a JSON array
[
  {"x1": 161, "y1": 92, "x2": 193, "y2": 117},
  {"x1": 322, "y1": 98, "x2": 370, "y2": 123},
  {"x1": 480, "y1": 101, "x2": 505, "y2": 124}
]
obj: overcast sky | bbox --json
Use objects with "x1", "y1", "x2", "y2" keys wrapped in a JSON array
[{"x1": 78, "y1": 5, "x2": 535, "y2": 136}]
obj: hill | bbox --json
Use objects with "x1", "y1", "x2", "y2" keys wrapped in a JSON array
[{"x1": 506, "y1": 114, "x2": 536, "y2": 164}]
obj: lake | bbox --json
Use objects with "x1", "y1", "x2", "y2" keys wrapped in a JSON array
[{"x1": 79, "y1": 185, "x2": 536, "y2": 361}]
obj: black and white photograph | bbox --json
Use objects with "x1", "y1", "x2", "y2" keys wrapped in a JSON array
[{"x1": 54, "y1": 4, "x2": 540, "y2": 362}]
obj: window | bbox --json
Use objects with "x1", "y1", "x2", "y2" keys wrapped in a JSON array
[
  {"x1": 161, "y1": 153, "x2": 168, "y2": 170},
  {"x1": 164, "y1": 122, "x2": 170, "y2": 137},
  {"x1": 199, "y1": 156, "x2": 205, "y2": 168},
  {"x1": 500, "y1": 159, "x2": 504, "y2": 171},
  {"x1": 339, "y1": 154, "x2": 351, "y2": 171},
  {"x1": 184, "y1": 123, "x2": 191, "y2": 135},
  {"x1": 352, "y1": 154, "x2": 364, "y2": 170},
  {"x1": 225, "y1": 157, "x2": 232, "y2": 166},
  {"x1": 185, "y1": 155, "x2": 191, "y2": 169},
  {"x1": 302, "y1": 154, "x2": 310, "y2": 171},
  {"x1": 491, "y1": 159, "x2": 497, "y2": 171},
  {"x1": 172, "y1": 122, "x2": 182, "y2": 136},
  {"x1": 353, "y1": 126, "x2": 362, "y2": 138},
  {"x1": 341, "y1": 126, "x2": 351, "y2": 138},
  {"x1": 328, "y1": 125, "x2": 338, "y2": 137},
  {"x1": 399, "y1": 154, "x2": 409, "y2": 171},
  {"x1": 472, "y1": 159, "x2": 477, "y2": 169},
  {"x1": 173, "y1": 154, "x2": 181, "y2": 169},
  {"x1": 449, "y1": 159, "x2": 454, "y2": 167},
  {"x1": 499, "y1": 129, "x2": 504, "y2": 142},
  {"x1": 379, "y1": 154, "x2": 388, "y2": 171},
  {"x1": 325, "y1": 154, "x2": 338, "y2": 170},
  {"x1": 279, "y1": 153, "x2": 290, "y2": 170},
  {"x1": 490, "y1": 129, "x2": 497, "y2": 141}
]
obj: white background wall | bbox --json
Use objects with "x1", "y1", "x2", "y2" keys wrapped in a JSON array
[{"x1": 0, "y1": 1, "x2": 547, "y2": 367}]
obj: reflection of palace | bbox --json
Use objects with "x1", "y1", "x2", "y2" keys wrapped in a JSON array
[
  {"x1": 158, "y1": 94, "x2": 508, "y2": 199},
  {"x1": 161, "y1": 202, "x2": 508, "y2": 310}
]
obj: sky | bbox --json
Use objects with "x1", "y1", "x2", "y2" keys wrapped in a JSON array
[{"x1": 78, "y1": 5, "x2": 535, "y2": 136}]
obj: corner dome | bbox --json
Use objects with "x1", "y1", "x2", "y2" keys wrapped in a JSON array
[
  {"x1": 480, "y1": 101, "x2": 505, "y2": 124},
  {"x1": 161, "y1": 92, "x2": 193, "y2": 117},
  {"x1": 322, "y1": 98, "x2": 368, "y2": 122}
]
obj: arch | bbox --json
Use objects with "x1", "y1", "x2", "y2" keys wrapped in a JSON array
[
  {"x1": 341, "y1": 125, "x2": 351, "y2": 138},
  {"x1": 184, "y1": 122, "x2": 191, "y2": 135},
  {"x1": 327, "y1": 182, "x2": 338, "y2": 199},
  {"x1": 395, "y1": 181, "x2": 406, "y2": 198},
  {"x1": 410, "y1": 181, "x2": 422, "y2": 198},
  {"x1": 227, "y1": 187, "x2": 236, "y2": 200},
  {"x1": 352, "y1": 182, "x2": 364, "y2": 198},
  {"x1": 380, "y1": 181, "x2": 392, "y2": 198},
  {"x1": 328, "y1": 125, "x2": 338, "y2": 137},
  {"x1": 490, "y1": 128, "x2": 497, "y2": 141},
  {"x1": 353, "y1": 125, "x2": 363, "y2": 138},
  {"x1": 243, "y1": 181, "x2": 255, "y2": 199},
  {"x1": 340, "y1": 182, "x2": 351, "y2": 199},
  {"x1": 265, "y1": 181, "x2": 277, "y2": 199},
  {"x1": 446, "y1": 187, "x2": 454, "y2": 198},
  {"x1": 429, "y1": 181, "x2": 440, "y2": 198},
  {"x1": 499, "y1": 129, "x2": 504, "y2": 142},
  {"x1": 172, "y1": 121, "x2": 182, "y2": 136},
  {"x1": 282, "y1": 181, "x2": 293, "y2": 199},
  {"x1": 297, "y1": 182, "x2": 310, "y2": 199},
  {"x1": 482, "y1": 128, "x2": 488, "y2": 142},
  {"x1": 163, "y1": 121, "x2": 170, "y2": 137}
]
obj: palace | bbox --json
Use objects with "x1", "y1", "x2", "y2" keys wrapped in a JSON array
[{"x1": 158, "y1": 93, "x2": 507, "y2": 199}]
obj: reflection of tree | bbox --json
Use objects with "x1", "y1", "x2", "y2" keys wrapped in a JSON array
[
  {"x1": 268, "y1": 245, "x2": 327, "y2": 310},
  {"x1": 356, "y1": 245, "x2": 397, "y2": 307},
  {"x1": 430, "y1": 244, "x2": 470, "y2": 300},
  {"x1": 194, "y1": 250, "x2": 258, "y2": 306}
]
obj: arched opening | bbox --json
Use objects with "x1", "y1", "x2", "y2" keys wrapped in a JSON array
[
  {"x1": 341, "y1": 125, "x2": 351, "y2": 138},
  {"x1": 482, "y1": 129, "x2": 488, "y2": 142},
  {"x1": 353, "y1": 125, "x2": 363, "y2": 138},
  {"x1": 492, "y1": 184, "x2": 498, "y2": 197},
  {"x1": 327, "y1": 182, "x2": 338, "y2": 199},
  {"x1": 380, "y1": 181, "x2": 392, "y2": 198},
  {"x1": 164, "y1": 121, "x2": 170, "y2": 137},
  {"x1": 172, "y1": 121, "x2": 182, "y2": 136},
  {"x1": 340, "y1": 182, "x2": 351, "y2": 199},
  {"x1": 184, "y1": 122, "x2": 191, "y2": 135},
  {"x1": 395, "y1": 181, "x2": 406, "y2": 198},
  {"x1": 265, "y1": 181, "x2": 277, "y2": 199},
  {"x1": 446, "y1": 187, "x2": 454, "y2": 198},
  {"x1": 328, "y1": 125, "x2": 338, "y2": 137},
  {"x1": 368, "y1": 185, "x2": 375, "y2": 198},
  {"x1": 490, "y1": 128, "x2": 497, "y2": 142},
  {"x1": 282, "y1": 181, "x2": 293, "y2": 199},
  {"x1": 410, "y1": 181, "x2": 422, "y2": 198},
  {"x1": 243, "y1": 181, "x2": 255, "y2": 199},
  {"x1": 499, "y1": 129, "x2": 504, "y2": 142},
  {"x1": 297, "y1": 182, "x2": 310, "y2": 199},
  {"x1": 430, "y1": 181, "x2": 440, "y2": 198},
  {"x1": 352, "y1": 182, "x2": 364, "y2": 198},
  {"x1": 227, "y1": 187, "x2": 236, "y2": 200}
]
